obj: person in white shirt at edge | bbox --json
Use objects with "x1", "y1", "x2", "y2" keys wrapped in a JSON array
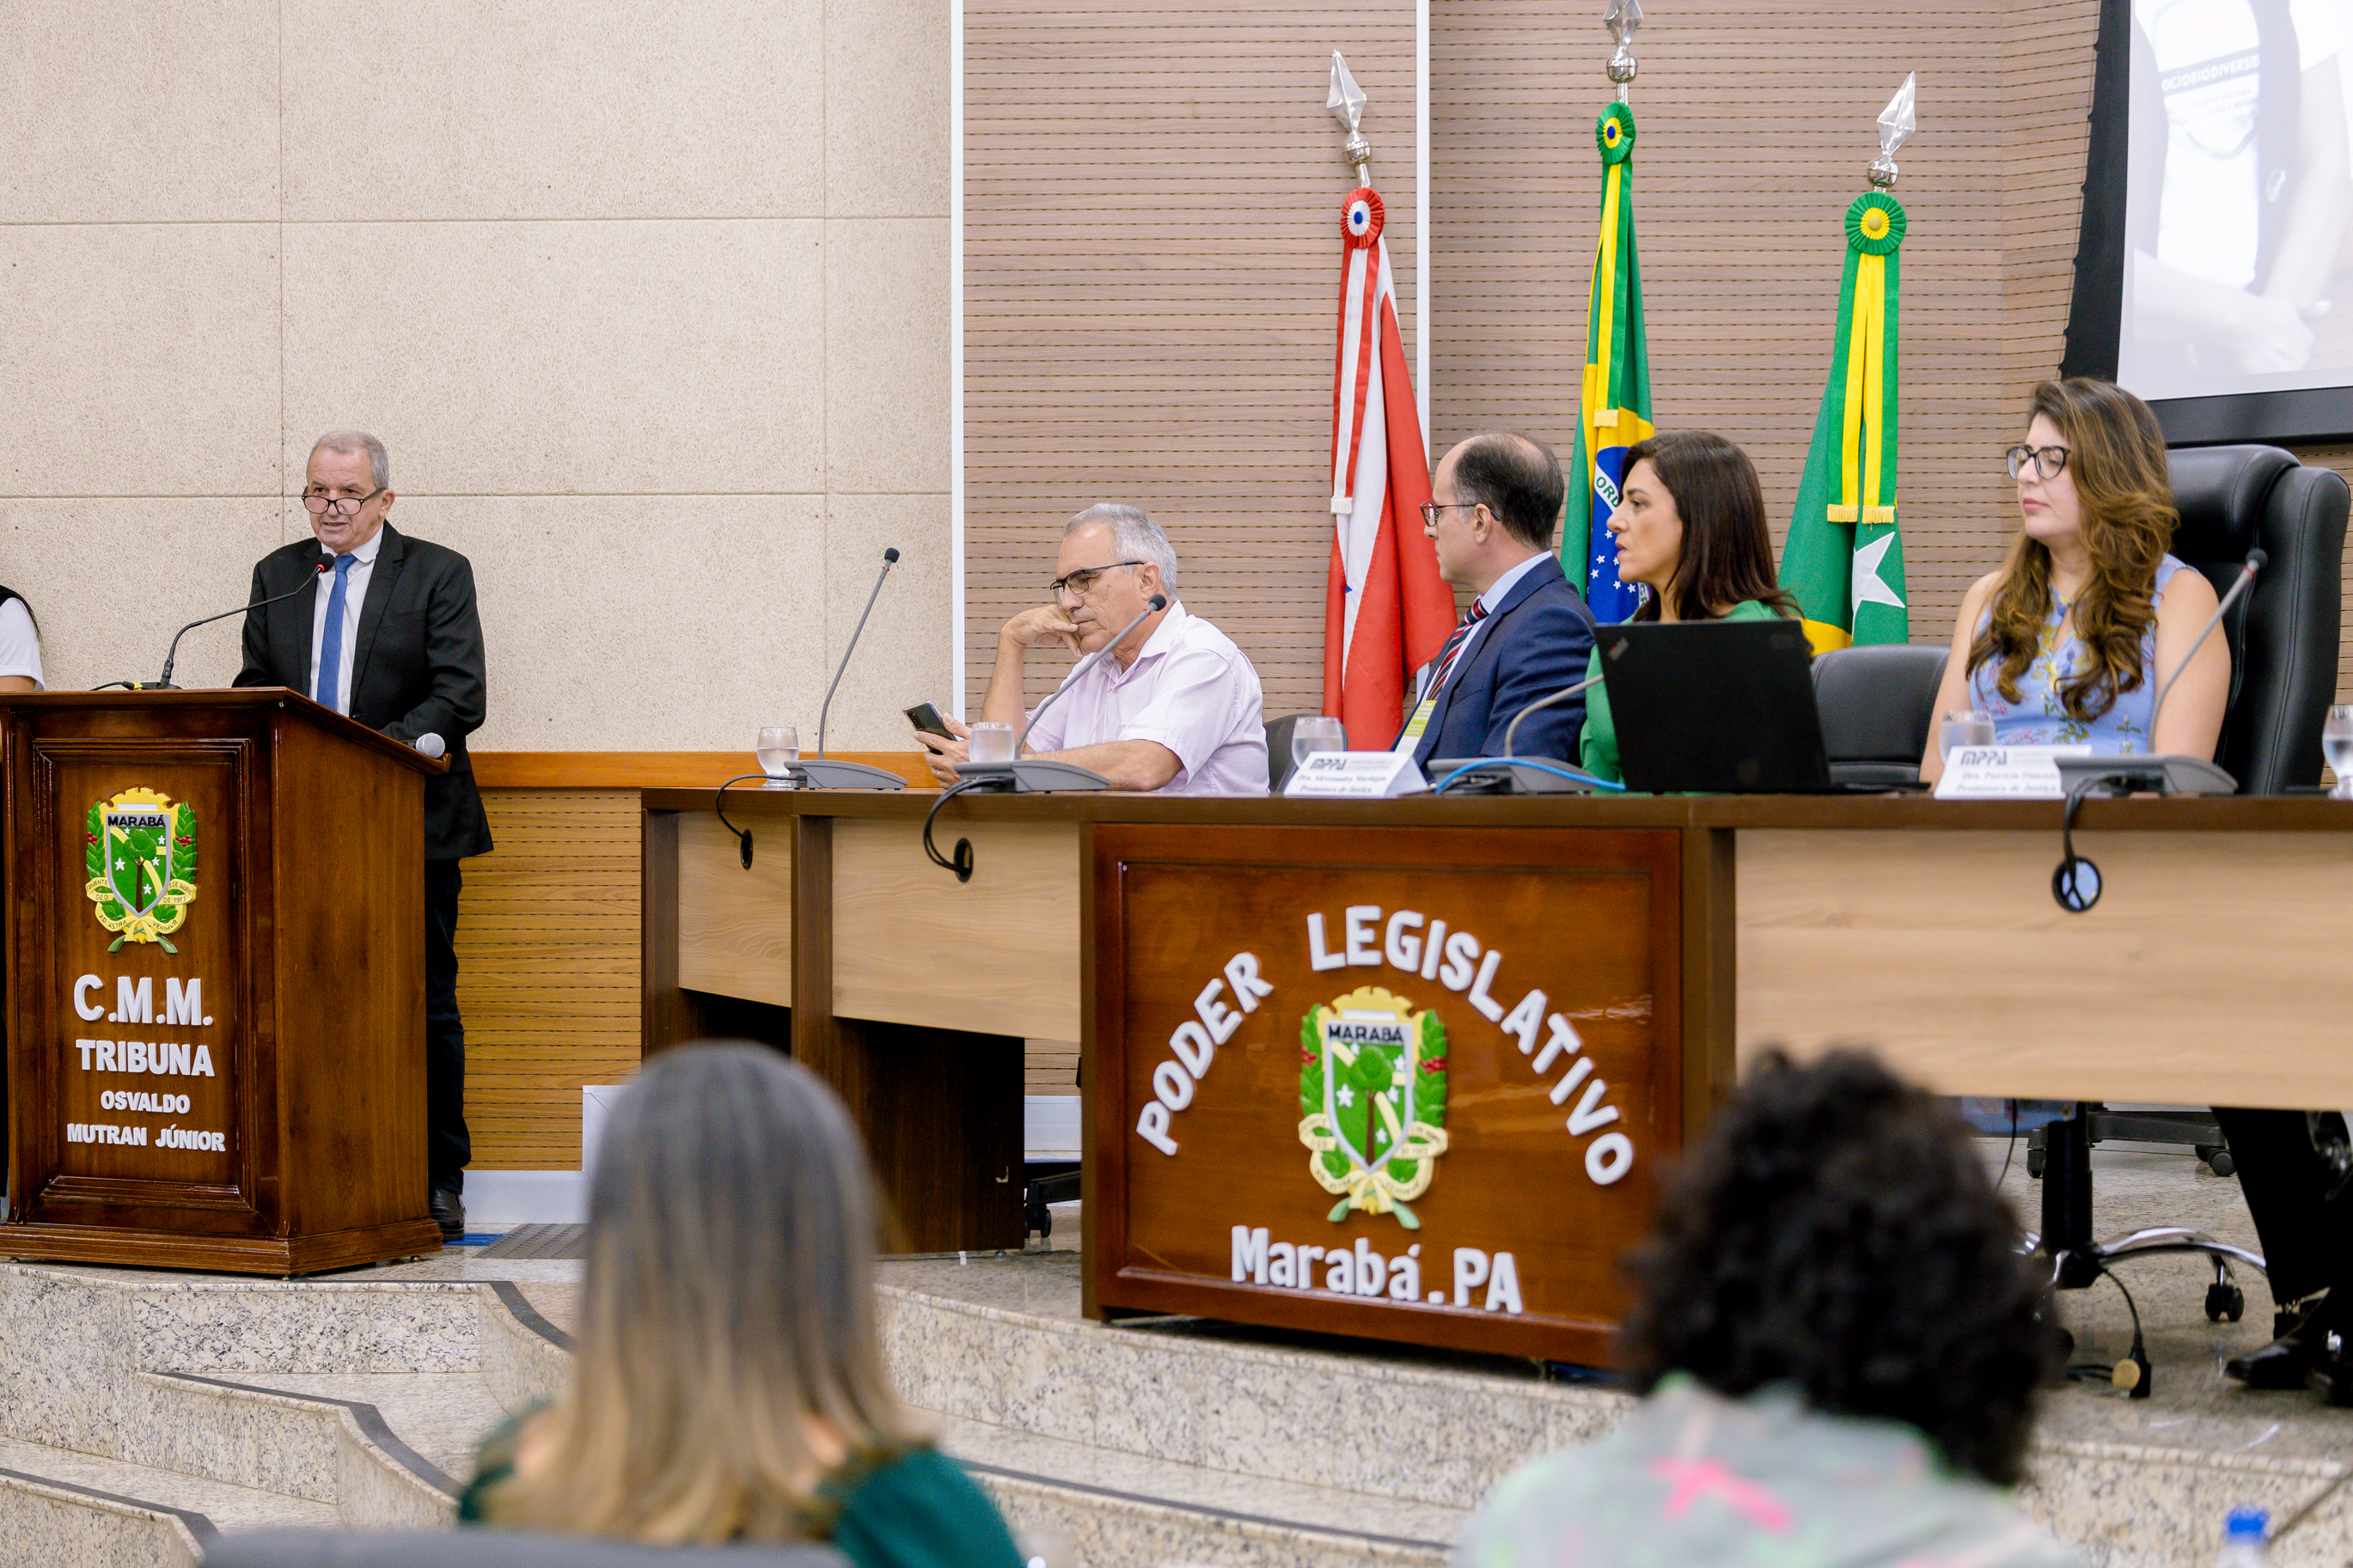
[
  {"x1": 915, "y1": 505, "x2": 1268, "y2": 794},
  {"x1": 0, "y1": 583, "x2": 42, "y2": 693}
]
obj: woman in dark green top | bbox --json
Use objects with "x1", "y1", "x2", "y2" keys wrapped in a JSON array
[
  {"x1": 459, "y1": 1045, "x2": 1022, "y2": 1568},
  {"x1": 1580, "y1": 431, "x2": 1804, "y2": 784}
]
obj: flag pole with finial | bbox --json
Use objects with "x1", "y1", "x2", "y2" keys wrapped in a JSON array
[
  {"x1": 1779, "y1": 73, "x2": 1918, "y2": 652},
  {"x1": 1320, "y1": 52, "x2": 1453, "y2": 743},
  {"x1": 1560, "y1": 0, "x2": 1658, "y2": 622}
]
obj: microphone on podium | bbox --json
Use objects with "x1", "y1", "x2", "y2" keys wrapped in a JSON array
[
  {"x1": 796, "y1": 546, "x2": 907, "y2": 790},
  {"x1": 110, "y1": 561, "x2": 332, "y2": 692},
  {"x1": 960, "y1": 594, "x2": 1168, "y2": 794}
]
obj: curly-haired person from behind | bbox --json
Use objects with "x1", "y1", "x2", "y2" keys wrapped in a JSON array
[
  {"x1": 458, "y1": 1043, "x2": 1024, "y2": 1568},
  {"x1": 1456, "y1": 1050, "x2": 2081, "y2": 1568}
]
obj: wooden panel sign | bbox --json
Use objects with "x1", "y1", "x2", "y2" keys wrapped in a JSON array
[
  {"x1": 32, "y1": 741, "x2": 257, "y2": 1227},
  {"x1": 1086, "y1": 823, "x2": 1684, "y2": 1364}
]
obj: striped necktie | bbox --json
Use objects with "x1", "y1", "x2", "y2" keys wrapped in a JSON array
[{"x1": 1427, "y1": 599, "x2": 1490, "y2": 698}]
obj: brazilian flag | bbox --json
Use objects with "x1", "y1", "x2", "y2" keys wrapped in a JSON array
[
  {"x1": 1561, "y1": 103, "x2": 1654, "y2": 625},
  {"x1": 1781, "y1": 191, "x2": 1910, "y2": 650}
]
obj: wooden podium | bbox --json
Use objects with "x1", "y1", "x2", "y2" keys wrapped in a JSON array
[{"x1": 0, "y1": 690, "x2": 448, "y2": 1273}]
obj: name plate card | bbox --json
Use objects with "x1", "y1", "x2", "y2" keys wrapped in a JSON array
[
  {"x1": 1283, "y1": 751, "x2": 1427, "y2": 798},
  {"x1": 1933, "y1": 743, "x2": 2093, "y2": 800}
]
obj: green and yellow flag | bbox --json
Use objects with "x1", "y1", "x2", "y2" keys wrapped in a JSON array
[
  {"x1": 1780, "y1": 190, "x2": 1910, "y2": 651},
  {"x1": 1561, "y1": 103, "x2": 1654, "y2": 624}
]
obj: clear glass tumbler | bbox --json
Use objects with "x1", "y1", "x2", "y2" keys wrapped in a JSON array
[
  {"x1": 968, "y1": 721, "x2": 1017, "y2": 766},
  {"x1": 1939, "y1": 709, "x2": 1995, "y2": 761},
  {"x1": 756, "y1": 725, "x2": 799, "y2": 788},
  {"x1": 2324, "y1": 705, "x2": 2353, "y2": 798},
  {"x1": 1290, "y1": 715, "x2": 1348, "y2": 771}
]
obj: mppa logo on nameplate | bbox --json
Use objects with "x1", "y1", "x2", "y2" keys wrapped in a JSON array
[
  {"x1": 1091, "y1": 823, "x2": 1680, "y2": 1364},
  {"x1": 1933, "y1": 743, "x2": 2093, "y2": 800},
  {"x1": 1283, "y1": 751, "x2": 1427, "y2": 798}
]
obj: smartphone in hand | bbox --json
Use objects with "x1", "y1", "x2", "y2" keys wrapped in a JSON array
[{"x1": 904, "y1": 702, "x2": 955, "y2": 739}]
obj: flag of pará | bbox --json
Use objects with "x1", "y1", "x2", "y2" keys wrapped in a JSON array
[
  {"x1": 1780, "y1": 190, "x2": 1910, "y2": 651},
  {"x1": 1325, "y1": 186, "x2": 1453, "y2": 742},
  {"x1": 1561, "y1": 102, "x2": 1654, "y2": 625}
]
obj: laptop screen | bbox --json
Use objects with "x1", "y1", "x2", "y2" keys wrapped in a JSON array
[{"x1": 1602, "y1": 619, "x2": 1833, "y2": 793}]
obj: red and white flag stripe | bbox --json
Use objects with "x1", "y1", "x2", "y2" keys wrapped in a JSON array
[{"x1": 1325, "y1": 187, "x2": 1452, "y2": 746}]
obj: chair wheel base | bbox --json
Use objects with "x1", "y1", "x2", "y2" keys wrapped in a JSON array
[{"x1": 2206, "y1": 1281, "x2": 2246, "y2": 1322}]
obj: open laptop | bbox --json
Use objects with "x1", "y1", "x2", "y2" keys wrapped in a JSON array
[{"x1": 1604, "y1": 619, "x2": 1841, "y2": 793}]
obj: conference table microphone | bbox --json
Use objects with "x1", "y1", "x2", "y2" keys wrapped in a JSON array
[
  {"x1": 2050, "y1": 547, "x2": 2263, "y2": 914},
  {"x1": 958, "y1": 594, "x2": 1168, "y2": 793},
  {"x1": 795, "y1": 546, "x2": 908, "y2": 790},
  {"x1": 100, "y1": 561, "x2": 332, "y2": 691},
  {"x1": 1428, "y1": 670, "x2": 1610, "y2": 794}
]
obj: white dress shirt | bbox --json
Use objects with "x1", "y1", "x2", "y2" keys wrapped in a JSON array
[
  {"x1": 0, "y1": 598, "x2": 43, "y2": 688},
  {"x1": 1023, "y1": 599, "x2": 1268, "y2": 795},
  {"x1": 1412, "y1": 550, "x2": 1549, "y2": 704},
  {"x1": 308, "y1": 528, "x2": 382, "y2": 716}
]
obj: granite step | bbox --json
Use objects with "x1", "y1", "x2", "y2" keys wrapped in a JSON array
[
  {"x1": 878, "y1": 1253, "x2": 2353, "y2": 1568},
  {"x1": 0, "y1": 1431, "x2": 336, "y2": 1568},
  {"x1": 938, "y1": 1412, "x2": 1455, "y2": 1568}
]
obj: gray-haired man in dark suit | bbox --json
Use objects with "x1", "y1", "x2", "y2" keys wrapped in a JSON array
[{"x1": 236, "y1": 430, "x2": 492, "y2": 1242}]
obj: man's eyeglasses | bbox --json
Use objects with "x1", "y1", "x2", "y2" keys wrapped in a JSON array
[
  {"x1": 303, "y1": 486, "x2": 384, "y2": 517},
  {"x1": 1419, "y1": 500, "x2": 1480, "y2": 528},
  {"x1": 1049, "y1": 561, "x2": 1146, "y2": 598},
  {"x1": 2004, "y1": 445, "x2": 2070, "y2": 481}
]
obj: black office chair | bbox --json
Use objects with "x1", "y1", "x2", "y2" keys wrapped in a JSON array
[
  {"x1": 1812, "y1": 644, "x2": 1947, "y2": 787},
  {"x1": 2031, "y1": 444, "x2": 2349, "y2": 1329}
]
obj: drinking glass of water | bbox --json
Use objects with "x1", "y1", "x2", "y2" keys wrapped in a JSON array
[
  {"x1": 2325, "y1": 705, "x2": 2353, "y2": 798},
  {"x1": 756, "y1": 725, "x2": 799, "y2": 789},
  {"x1": 1939, "y1": 709, "x2": 1995, "y2": 761},
  {"x1": 968, "y1": 721, "x2": 1017, "y2": 766},
  {"x1": 1291, "y1": 716, "x2": 1348, "y2": 770}
]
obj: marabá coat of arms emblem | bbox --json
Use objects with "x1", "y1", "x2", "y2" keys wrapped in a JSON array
[
  {"x1": 1299, "y1": 985, "x2": 1448, "y2": 1228},
  {"x1": 84, "y1": 789, "x2": 199, "y2": 952}
]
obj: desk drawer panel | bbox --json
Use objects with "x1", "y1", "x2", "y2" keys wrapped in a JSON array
[
  {"x1": 833, "y1": 819, "x2": 1079, "y2": 1038},
  {"x1": 674, "y1": 811, "x2": 793, "y2": 1007},
  {"x1": 1738, "y1": 827, "x2": 2353, "y2": 1107}
]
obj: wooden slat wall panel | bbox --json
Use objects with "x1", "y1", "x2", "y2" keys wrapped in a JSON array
[
  {"x1": 964, "y1": 2, "x2": 1420, "y2": 718},
  {"x1": 456, "y1": 790, "x2": 643, "y2": 1169}
]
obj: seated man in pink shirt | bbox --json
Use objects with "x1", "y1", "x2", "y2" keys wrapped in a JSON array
[{"x1": 917, "y1": 505, "x2": 1268, "y2": 794}]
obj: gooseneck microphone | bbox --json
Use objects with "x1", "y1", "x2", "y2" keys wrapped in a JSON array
[
  {"x1": 2148, "y1": 547, "x2": 2264, "y2": 735},
  {"x1": 1501, "y1": 671, "x2": 1605, "y2": 760},
  {"x1": 779, "y1": 547, "x2": 907, "y2": 790},
  {"x1": 816, "y1": 547, "x2": 899, "y2": 760},
  {"x1": 1016, "y1": 594, "x2": 1168, "y2": 756},
  {"x1": 127, "y1": 561, "x2": 331, "y2": 691}
]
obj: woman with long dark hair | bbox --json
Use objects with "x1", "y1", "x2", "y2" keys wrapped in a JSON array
[
  {"x1": 1578, "y1": 430, "x2": 1800, "y2": 783},
  {"x1": 461, "y1": 1043, "x2": 1024, "y2": 1566},
  {"x1": 1918, "y1": 377, "x2": 2226, "y2": 783},
  {"x1": 1456, "y1": 1051, "x2": 2075, "y2": 1567}
]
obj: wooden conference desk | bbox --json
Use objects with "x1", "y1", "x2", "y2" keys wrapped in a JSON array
[{"x1": 644, "y1": 789, "x2": 2353, "y2": 1246}]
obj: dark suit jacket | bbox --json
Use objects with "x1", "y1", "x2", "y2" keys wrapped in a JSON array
[
  {"x1": 235, "y1": 523, "x2": 493, "y2": 860},
  {"x1": 1397, "y1": 552, "x2": 1598, "y2": 767}
]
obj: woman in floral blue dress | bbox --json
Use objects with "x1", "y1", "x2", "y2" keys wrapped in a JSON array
[{"x1": 1918, "y1": 377, "x2": 2228, "y2": 783}]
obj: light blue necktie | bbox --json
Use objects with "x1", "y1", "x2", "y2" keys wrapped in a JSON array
[{"x1": 315, "y1": 553, "x2": 358, "y2": 711}]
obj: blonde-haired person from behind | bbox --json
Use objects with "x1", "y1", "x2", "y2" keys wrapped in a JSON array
[{"x1": 459, "y1": 1044, "x2": 1024, "y2": 1567}]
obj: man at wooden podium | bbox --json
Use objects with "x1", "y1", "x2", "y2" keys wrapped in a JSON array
[{"x1": 235, "y1": 430, "x2": 492, "y2": 1242}]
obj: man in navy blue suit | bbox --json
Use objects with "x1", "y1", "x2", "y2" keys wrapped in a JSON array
[{"x1": 1391, "y1": 432, "x2": 1598, "y2": 769}]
